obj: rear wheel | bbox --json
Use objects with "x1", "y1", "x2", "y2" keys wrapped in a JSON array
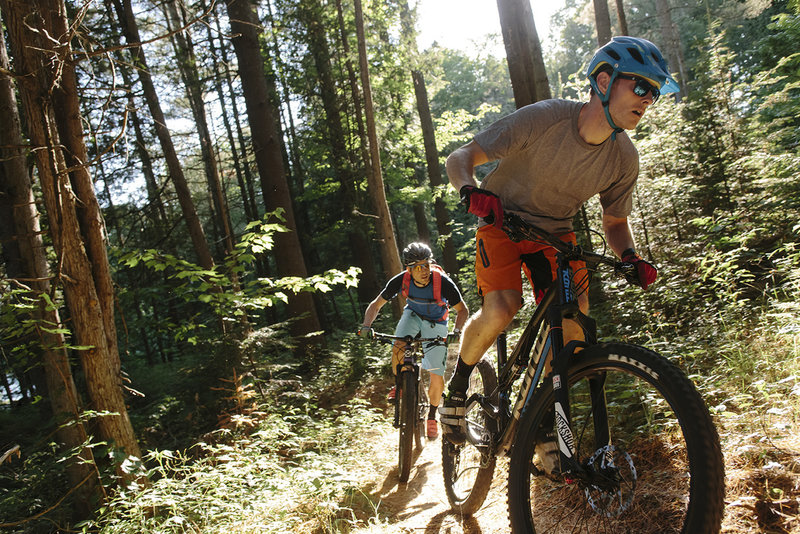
[
  {"x1": 442, "y1": 358, "x2": 499, "y2": 515},
  {"x1": 398, "y1": 370, "x2": 417, "y2": 483},
  {"x1": 508, "y1": 342, "x2": 725, "y2": 533}
]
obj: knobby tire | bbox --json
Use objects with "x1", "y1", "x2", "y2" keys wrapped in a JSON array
[
  {"x1": 398, "y1": 370, "x2": 417, "y2": 483},
  {"x1": 507, "y1": 342, "x2": 725, "y2": 533},
  {"x1": 442, "y1": 358, "x2": 499, "y2": 515}
]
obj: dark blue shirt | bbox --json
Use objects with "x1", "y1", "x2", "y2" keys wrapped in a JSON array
[{"x1": 380, "y1": 271, "x2": 463, "y2": 324}]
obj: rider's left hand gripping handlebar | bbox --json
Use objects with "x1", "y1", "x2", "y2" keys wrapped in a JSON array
[{"x1": 357, "y1": 325, "x2": 374, "y2": 339}]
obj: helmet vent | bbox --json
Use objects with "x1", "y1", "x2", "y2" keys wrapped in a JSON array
[
  {"x1": 627, "y1": 47, "x2": 645, "y2": 64},
  {"x1": 607, "y1": 49, "x2": 621, "y2": 61}
]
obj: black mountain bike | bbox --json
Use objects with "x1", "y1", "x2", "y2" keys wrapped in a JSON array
[
  {"x1": 373, "y1": 332, "x2": 448, "y2": 483},
  {"x1": 442, "y1": 213, "x2": 725, "y2": 533}
]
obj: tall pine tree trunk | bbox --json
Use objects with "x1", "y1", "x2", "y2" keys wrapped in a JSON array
[
  {"x1": 34, "y1": 0, "x2": 122, "y2": 379},
  {"x1": 496, "y1": 0, "x2": 551, "y2": 108},
  {"x1": 299, "y1": 0, "x2": 380, "y2": 305},
  {"x1": 109, "y1": 0, "x2": 216, "y2": 271},
  {"x1": 225, "y1": 0, "x2": 322, "y2": 337},
  {"x1": 164, "y1": 0, "x2": 235, "y2": 256},
  {"x1": 411, "y1": 70, "x2": 459, "y2": 278},
  {"x1": 334, "y1": 0, "x2": 382, "y2": 303},
  {"x1": 593, "y1": 0, "x2": 612, "y2": 45},
  {"x1": 615, "y1": 0, "x2": 629, "y2": 35},
  {"x1": 353, "y1": 0, "x2": 404, "y2": 316},
  {"x1": 2, "y1": 0, "x2": 142, "y2": 479},
  {"x1": 201, "y1": 0, "x2": 256, "y2": 223},
  {"x1": 0, "y1": 15, "x2": 99, "y2": 512},
  {"x1": 656, "y1": 0, "x2": 686, "y2": 100}
]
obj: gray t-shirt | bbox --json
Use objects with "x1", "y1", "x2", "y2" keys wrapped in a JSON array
[{"x1": 474, "y1": 99, "x2": 639, "y2": 234}]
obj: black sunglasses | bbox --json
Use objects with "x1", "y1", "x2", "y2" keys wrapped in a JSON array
[{"x1": 617, "y1": 74, "x2": 660, "y2": 103}]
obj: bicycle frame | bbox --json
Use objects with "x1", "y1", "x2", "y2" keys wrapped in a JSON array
[
  {"x1": 373, "y1": 334, "x2": 445, "y2": 427},
  {"x1": 466, "y1": 218, "x2": 613, "y2": 473},
  {"x1": 393, "y1": 337, "x2": 422, "y2": 428}
]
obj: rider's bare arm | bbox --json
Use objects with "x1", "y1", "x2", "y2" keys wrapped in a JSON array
[
  {"x1": 446, "y1": 141, "x2": 490, "y2": 192},
  {"x1": 601, "y1": 213, "x2": 637, "y2": 258},
  {"x1": 452, "y1": 301, "x2": 469, "y2": 332},
  {"x1": 361, "y1": 295, "x2": 388, "y2": 327}
]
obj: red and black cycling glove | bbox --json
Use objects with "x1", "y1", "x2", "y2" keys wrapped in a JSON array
[
  {"x1": 621, "y1": 248, "x2": 658, "y2": 290},
  {"x1": 460, "y1": 185, "x2": 503, "y2": 229}
]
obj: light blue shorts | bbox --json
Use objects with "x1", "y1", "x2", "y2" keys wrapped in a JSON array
[{"x1": 394, "y1": 308, "x2": 448, "y2": 376}]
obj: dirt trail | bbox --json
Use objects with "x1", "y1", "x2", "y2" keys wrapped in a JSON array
[{"x1": 356, "y1": 431, "x2": 513, "y2": 534}]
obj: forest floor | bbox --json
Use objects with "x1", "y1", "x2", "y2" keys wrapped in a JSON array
[{"x1": 341, "y1": 378, "x2": 800, "y2": 534}]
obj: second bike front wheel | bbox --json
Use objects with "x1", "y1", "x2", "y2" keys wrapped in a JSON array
[
  {"x1": 507, "y1": 342, "x2": 725, "y2": 533},
  {"x1": 442, "y1": 358, "x2": 499, "y2": 516},
  {"x1": 398, "y1": 370, "x2": 417, "y2": 483}
]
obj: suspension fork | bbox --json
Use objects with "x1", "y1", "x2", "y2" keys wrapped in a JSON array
[
  {"x1": 393, "y1": 339, "x2": 419, "y2": 428},
  {"x1": 550, "y1": 252, "x2": 611, "y2": 467},
  {"x1": 549, "y1": 253, "x2": 582, "y2": 467}
]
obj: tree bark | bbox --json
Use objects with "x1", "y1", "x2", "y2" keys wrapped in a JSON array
[
  {"x1": 300, "y1": 0, "x2": 381, "y2": 305},
  {"x1": 615, "y1": 0, "x2": 629, "y2": 35},
  {"x1": 496, "y1": 0, "x2": 551, "y2": 108},
  {"x1": 411, "y1": 70, "x2": 460, "y2": 278},
  {"x1": 0, "y1": 13, "x2": 99, "y2": 513},
  {"x1": 2, "y1": 0, "x2": 142, "y2": 478},
  {"x1": 164, "y1": 0, "x2": 235, "y2": 256},
  {"x1": 225, "y1": 0, "x2": 322, "y2": 337},
  {"x1": 353, "y1": 0, "x2": 404, "y2": 303},
  {"x1": 334, "y1": 0, "x2": 382, "y2": 304},
  {"x1": 30, "y1": 0, "x2": 122, "y2": 380},
  {"x1": 655, "y1": 0, "x2": 687, "y2": 100},
  {"x1": 201, "y1": 0, "x2": 256, "y2": 224},
  {"x1": 593, "y1": 0, "x2": 613, "y2": 46}
]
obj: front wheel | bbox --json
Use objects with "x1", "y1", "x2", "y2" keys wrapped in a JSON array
[
  {"x1": 398, "y1": 370, "x2": 417, "y2": 483},
  {"x1": 508, "y1": 342, "x2": 725, "y2": 533},
  {"x1": 442, "y1": 358, "x2": 499, "y2": 515}
]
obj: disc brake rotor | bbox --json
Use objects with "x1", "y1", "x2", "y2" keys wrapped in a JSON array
[{"x1": 583, "y1": 445, "x2": 637, "y2": 517}]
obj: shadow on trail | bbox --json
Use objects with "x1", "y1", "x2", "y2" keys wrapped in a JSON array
[
  {"x1": 376, "y1": 443, "x2": 435, "y2": 518},
  {"x1": 425, "y1": 510, "x2": 483, "y2": 534}
]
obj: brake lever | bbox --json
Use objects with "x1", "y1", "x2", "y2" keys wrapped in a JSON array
[{"x1": 616, "y1": 261, "x2": 640, "y2": 285}]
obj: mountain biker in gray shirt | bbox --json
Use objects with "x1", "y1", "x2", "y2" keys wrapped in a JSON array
[{"x1": 439, "y1": 37, "x2": 679, "y2": 460}]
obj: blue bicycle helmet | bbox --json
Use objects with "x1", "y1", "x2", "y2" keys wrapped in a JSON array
[{"x1": 585, "y1": 36, "x2": 679, "y2": 137}]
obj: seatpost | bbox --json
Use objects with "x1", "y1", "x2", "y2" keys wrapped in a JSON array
[{"x1": 496, "y1": 331, "x2": 507, "y2": 368}]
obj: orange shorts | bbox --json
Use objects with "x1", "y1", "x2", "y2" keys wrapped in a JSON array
[{"x1": 475, "y1": 225, "x2": 588, "y2": 302}]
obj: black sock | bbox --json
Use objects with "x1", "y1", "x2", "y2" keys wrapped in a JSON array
[
  {"x1": 428, "y1": 405, "x2": 437, "y2": 420},
  {"x1": 448, "y1": 357, "x2": 476, "y2": 394}
]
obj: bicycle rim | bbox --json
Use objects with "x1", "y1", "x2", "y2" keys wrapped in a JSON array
[
  {"x1": 398, "y1": 371, "x2": 416, "y2": 483},
  {"x1": 442, "y1": 358, "x2": 498, "y2": 515},
  {"x1": 508, "y1": 343, "x2": 724, "y2": 533}
]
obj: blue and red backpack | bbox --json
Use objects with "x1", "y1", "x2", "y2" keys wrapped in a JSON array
[{"x1": 400, "y1": 264, "x2": 449, "y2": 321}]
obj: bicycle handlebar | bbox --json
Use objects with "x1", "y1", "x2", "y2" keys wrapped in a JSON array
[
  {"x1": 371, "y1": 332, "x2": 450, "y2": 346},
  {"x1": 498, "y1": 212, "x2": 637, "y2": 280}
]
